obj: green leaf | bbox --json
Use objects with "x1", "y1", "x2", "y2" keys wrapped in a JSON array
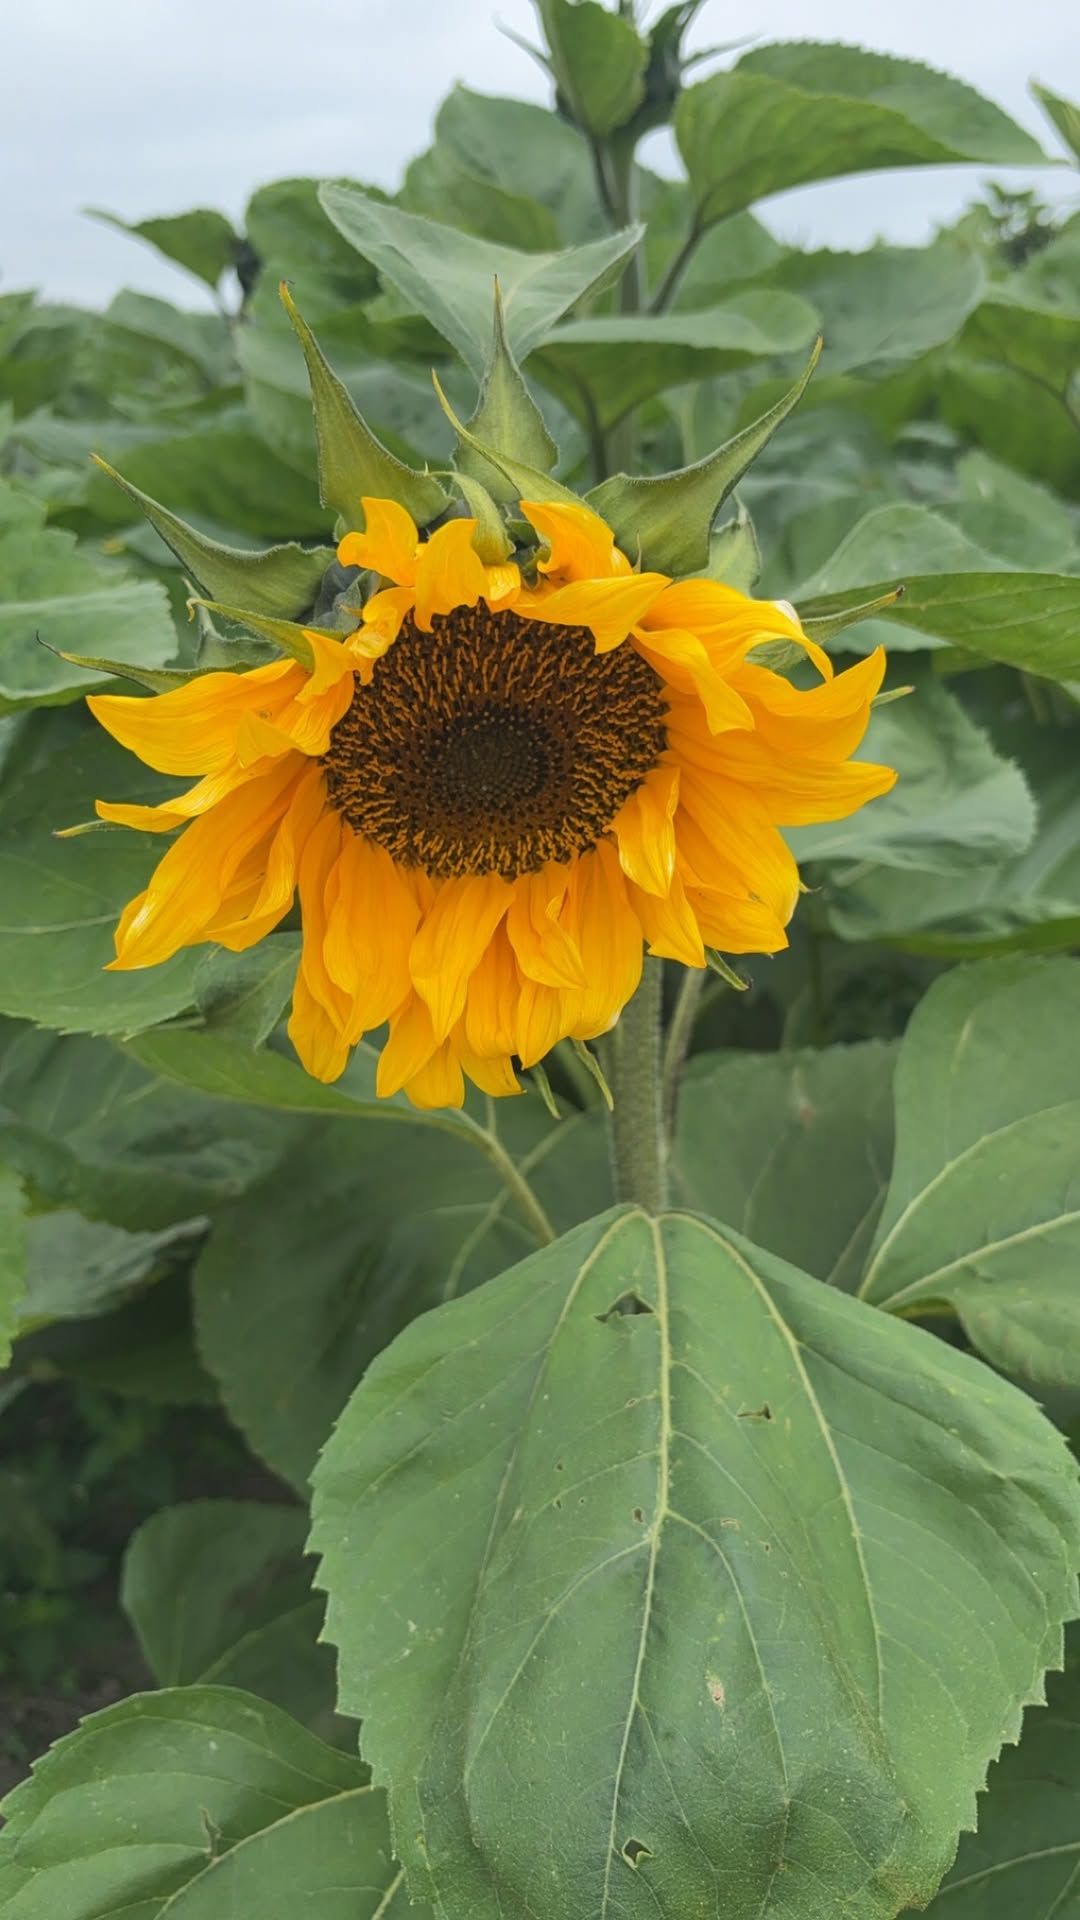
[
  {"x1": 194, "y1": 1103, "x2": 607, "y2": 1487},
  {"x1": 0, "y1": 733, "x2": 200, "y2": 1036},
  {"x1": 16, "y1": 1211, "x2": 200, "y2": 1331},
  {"x1": 672, "y1": 1042, "x2": 895, "y2": 1290},
  {"x1": 403, "y1": 144, "x2": 561, "y2": 252},
  {"x1": 456, "y1": 284, "x2": 558, "y2": 504},
  {"x1": 923, "y1": 1646, "x2": 1080, "y2": 1915},
  {"x1": 532, "y1": 291, "x2": 819, "y2": 432},
  {"x1": 192, "y1": 937, "x2": 300, "y2": 1048},
  {"x1": 0, "y1": 475, "x2": 177, "y2": 710},
  {"x1": 0, "y1": 1688, "x2": 418, "y2": 1919},
  {"x1": 806, "y1": 570, "x2": 1080, "y2": 681},
  {"x1": 277, "y1": 285, "x2": 448, "y2": 526},
  {"x1": 0, "y1": 1166, "x2": 28, "y2": 1367},
  {"x1": 951, "y1": 452, "x2": 1079, "y2": 574},
  {"x1": 706, "y1": 501, "x2": 761, "y2": 590},
  {"x1": 14, "y1": 1267, "x2": 216, "y2": 1406},
  {"x1": 86, "y1": 421, "x2": 326, "y2": 543},
  {"x1": 858, "y1": 956, "x2": 1080, "y2": 1385},
  {"x1": 432, "y1": 87, "x2": 604, "y2": 245},
  {"x1": 312, "y1": 1207, "x2": 1080, "y2": 1919},
  {"x1": 244, "y1": 176, "x2": 383, "y2": 314},
  {"x1": 0, "y1": 1020, "x2": 300, "y2": 1231},
  {"x1": 961, "y1": 284, "x2": 1080, "y2": 395},
  {"x1": 754, "y1": 242, "x2": 984, "y2": 378},
  {"x1": 789, "y1": 676, "x2": 1037, "y2": 873},
  {"x1": 120, "y1": 1027, "x2": 392, "y2": 1121},
  {"x1": 588, "y1": 336, "x2": 821, "y2": 572},
  {"x1": 1033, "y1": 80, "x2": 1080, "y2": 165},
  {"x1": 535, "y1": 0, "x2": 648, "y2": 136},
  {"x1": 122, "y1": 1501, "x2": 346, "y2": 1741},
  {"x1": 677, "y1": 41, "x2": 1048, "y2": 230},
  {"x1": 87, "y1": 206, "x2": 240, "y2": 291},
  {"x1": 318, "y1": 183, "x2": 642, "y2": 377},
  {"x1": 89, "y1": 455, "x2": 333, "y2": 617}
]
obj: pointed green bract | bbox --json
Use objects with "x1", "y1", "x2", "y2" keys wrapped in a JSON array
[
  {"x1": 799, "y1": 585, "x2": 904, "y2": 642},
  {"x1": 189, "y1": 599, "x2": 351, "y2": 672},
  {"x1": 457, "y1": 283, "x2": 558, "y2": 505},
  {"x1": 278, "y1": 283, "x2": 448, "y2": 529},
  {"x1": 588, "y1": 337, "x2": 821, "y2": 573},
  {"x1": 55, "y1": 648, "x2": 207, "y2": 693},
  {"x1": 434, "y1": 374, "x2": 580, "y2": 510},
  {"x1": 705, "y1": 501, "x2": 760, "y2": 590},
  {"x1": 452, "y1": 472, "x2": 514, "y2": 562},
  {"x1": 312, "y1": 1207, "x2": 1080, "y2": 1918},
  {"x1": 1033, "y1": 80, "x2": 1080, "y2": 164},
  {"x1": 89, "y1": 456, "x2": 333, "y2": 618}
]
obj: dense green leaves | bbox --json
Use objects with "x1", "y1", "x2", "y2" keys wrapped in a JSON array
[
  {"x1": 0, "y1": 1166, "x2": 28, "y2": 1366},
  {"x1": 319, "y1": 183, "x2": 642, "y2": 376},
  {"x1": 859, "y1": 957, "x2": 1080, "y2": 1384},
  {"x1": 0, "y1": 1689, "x2": 415, "y2": 1918},
  {"x1": 677, "y1": 43, "x2": 1047, "y2": 230},
  {"x1": 313, "y1": 1207, "x2": 1080, "y2": 1920}
]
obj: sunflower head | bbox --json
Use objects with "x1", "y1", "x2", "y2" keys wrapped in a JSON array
[{"x1": 85, "y1": 296, "x2": 895, "y2": 1109}]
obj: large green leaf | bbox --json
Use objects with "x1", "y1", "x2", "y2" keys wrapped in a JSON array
[
  {"x1": 244, "y1": 176, "x2": 383, "y2": 316},
  {"x1": 0, "y1": 1166, "x2": 28, "y2": 1367},
  {"x1": 0, "y1": 477, "x2": 177, "y2": 710},
  {"x1": 672, "y1": 1042, "x2": 895, "y2": 1290},
  {"x1": 122, "y1": 1501, "x2": 344, "y2": 1741},
  {"x1": 318, "y1": 184, "x2": 642, "y2": 377},
  {"x1": 87, "y1": 207, "x2": 240, "y2": 291},
  {"x1": 677, "y1": 42, "x2": 1047, "y2": 230},
  {"x1": 194, "y1": 1103, "x2": 607, "y2": 1487},
  {"x1": 858, "y1": 957, "x2": 1080, "y2": 1385},
  {"x1": 789, "y1": 677, "x2": 1037, "y2": 873},
  {"x1": 531, "y1": 292, "x2": 819, "y2": 431},
  {"x1": 0, "y1": 1021, "x2": 300, "y2": 1230},
  {"x1": 961, "y1": 284, "x2": 1080, "y2": 395},
  {"x1": 950, "y1": 452, "x2": 1079, "y2": 574},
  {"x1": 0, "y1": 733, "x2": 200, "y2": 1036},
  {"x1": 756, "y1": 242, "x2": 984, "y2": 378},
  {"x1": 431, "y1": 87, "x2": 604, "y2": 246},
  {"x1": 15, "y1": 1211, "x2": 199, "y2": 1331},
  {"x1": 923, "y1": 1646, "x2": 1080, "y2": 1915},
  {"x1": 84, "y1": 416, "x2": 326, "y2": 541},
  {"x1": 313, "y1": 1206, "x2": 1080, "y2": 1919},
  {"x1": 0, "y1": 1688, "x2": 418, "y2": 1918},
  {"x1": 402, "y1": 145, "x2": 560, "y2": 252}
]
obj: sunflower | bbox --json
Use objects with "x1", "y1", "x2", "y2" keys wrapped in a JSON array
[{"x1": 88, "y1": 495, "x2": 894, "y2": 1108}]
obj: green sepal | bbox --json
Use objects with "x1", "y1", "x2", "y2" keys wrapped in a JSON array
[
  {"x1": 433, "y1": 373, "x2": 580, "y2": 510},
  {"x1": 189, "y1": 600, "x2": 348, "y2": 671},
  {"x1": 704, "y1": 499, "x2": 760, "y2": 591},
  {"x1": 529, "y1": 1060, "x2": 562, "y2": 1120},
  {"x1": 278, "y1": 282, "x2": 448, "y2": 530},
  {"x1": 88, "y1": 455, "x2": 334, "y2": 619},
  {"x1": 800, "y1": 584, "x2": 905, "y2": 643},
  {"x1": 457, "y1": 282, "x2": 558, "y2": 505},
  {"x1": 706, "y1": 950, "x2": 751, "y2": 990},
  {"x1": 587, "y1": 336, "x2": 822, "y2": 574},
  {"x1": 1031, "y1": 81, "x2": 1080, "y2": 164},
  {"x1": 452, "y1": 472, "x2": 514, "y2": 563},
  {"x1": 52, "y1": 648, "x2": 205, "y2": 694},
  {"x1": 570, "y1": 1038, "x2": 613, "y2": 1111}
]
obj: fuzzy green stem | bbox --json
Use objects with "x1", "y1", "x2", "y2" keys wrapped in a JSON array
[
  {"x1": 661, "y1": 964, "x2": 707, "y2": 1136},
  {"x1": 609, "y1": 958, "x2": 669, "y2": 1213}
]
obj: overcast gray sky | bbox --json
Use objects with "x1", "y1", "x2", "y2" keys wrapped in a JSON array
[{"x1": 2, "y1": 0, "x2": 1078, "y2": 309}]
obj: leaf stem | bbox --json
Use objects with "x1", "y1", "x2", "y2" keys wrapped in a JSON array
[
  {"x1": 608, "y1": 957, "x2": 669, "y2": 1213},
  {"x1": 461, "y1": 1117, "x2": 558, "y2": 1246},
  {"x1": 648, "y1": 216, "x2": 705, "y2": 314},
  {"x1": 661, "y1": 964, "x2": 707, "y2": 1135}
]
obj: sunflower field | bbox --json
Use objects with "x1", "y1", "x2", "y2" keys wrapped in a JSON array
[{"x1": 2, "y1": 9, "x2": 1080, "y2": 1917}]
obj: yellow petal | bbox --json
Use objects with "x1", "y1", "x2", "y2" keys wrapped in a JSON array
[
  {"x1": 109, "y1": 759, "x2": 301, "y2": 970},
  {"x1": 293, "y1": 805, "x2": 351, "y2": 1031},
  {"x1": 288, "y1": 968, "x2": 352, "y2": 1083},
  {"x1": 641, "y1": 580, "x2": 833, "y2": 681},
  {"x1": 525, "y1": 574, "x2": 668, "y2": 653},
  {"x1": 505, "y1": 865, "x2": 586, "y2": 989},
  {"x1": 338, "y1": 497, "x2": 418, "y2": 584},
  {"x1": 323, "y1": 829, "x2": 420, "y2": 1038},
  {"x1": 483, "y1": 563, "x2": 522, "y2": 608},
  {"x1": 633, "y1": 629, "x2": 752, "y2": 734},
  {"x1": 521, "y1": 498, "x2": 631, "y2": 581},
  {"x1": 410, "y1": 873, "x2": 511, "y2": 1042},
  {"x1": 561, "y1": 841, "x2": 643, "y2": 1040},
  {"x1": 455, "y1": 1031, "x2": 522, "y2": 1098},
  {"x1": 686, "y1": 885, "x2": 789, "y2": 956},
  {"x1": 514, "y1": 977, "x2": 565, "y2": 1069},
  {"x1": 464, "y1": 927, "x2": 520, "y2": 1058},
  {"x1": 612, "y1": 765, "x2": 680, "y2": 898},
  {"x1": 209, "y1": 762, "x2": 328, "y2": 952},
  {"x1": 88, "y1": 660, "x2": 299, "y2": 776},
  {"x1": 732, "y1": 648, "x2": 887, "y2": 761},
  {"x1": 413, "y1": 520, "x2": 486, "y2": 633},
  {"x1": 361, "y1": 584, "x2": 416, "y2": 648},
  {"x1": 677, "y1": 776, "x2": 800, "y2": 923},
  {"x1": 95, "y1": 762, "x2": 260, "y2": 833},
  {"x1": 377, "y1": 994, "x2": 440, "y2": 1097},
  {"x1": 626, "y1": 871, "x2": 706, "y2": 967},
  {"x1": 298, "y1": 628, "x2": 364, "y2": 696},
  {"x1": 403, "y1": 1041, "x2": 466, "y2": 1111}
]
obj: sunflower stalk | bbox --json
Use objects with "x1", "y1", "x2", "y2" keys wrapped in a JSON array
[{"x1": 608, "y1": 955, "x2": 669, "y2": 1212}]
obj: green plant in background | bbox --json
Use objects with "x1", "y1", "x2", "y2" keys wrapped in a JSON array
[{"x1": 1, "y1": 7, "x2": 1080, "y2": 1916}]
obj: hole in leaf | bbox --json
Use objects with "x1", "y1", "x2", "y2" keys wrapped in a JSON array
[
  {"x1": 632, "y1": 1507, "x2": 645, "y2": 1523},
  {"x1": 622, "y1": 1838, "x2": 652, "y2": 1869},
  {"x1": 596, "y1": 1290, "x2": 654, "y2": 1324},
  {"x1": 737, "y1": 1402, "x2": 773, "y2": 1422}
]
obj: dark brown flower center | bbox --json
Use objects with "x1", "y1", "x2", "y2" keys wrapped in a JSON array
[{"x1": 323, "y1": 605, "x2": 668, "y2": 880}]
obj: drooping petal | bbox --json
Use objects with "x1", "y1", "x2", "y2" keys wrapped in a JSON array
[
  {"x1": 288, "y1": 968, "x2": 352, "y2": 1084},
  {"x1": 464, "y1": 927, "x2": 521, "y2": 1059},
  {"x1": 521, "y1": 498, "x2": 632, "y2": 581},
  {"x1": 676, "y1": 775, "x2": 801, "y2": 923},
  {"x1": 88, "y1": 660, "x2": 299, "y2": 776},
  {"x1": 633, "y1": 628, "x2": 753, "y2": 734},
  {"x1": 626, "y1": 870, "x2": 706, "y2": 967},
  {"x1": 506, "y1": 864, "x2": 586, "y2": 989},
  {"x1": 361, "y1": 584, "x2": 416, "y2": 649},
  {"x1": 455, "y1": 1033, "x2": 521, "y2": 1098},
  {"x1": 612, "y1": 765, "x2": 680, "y2": 898},
  {"x1": 95, "y1": 761, "x2": 262, "y2": 833},
  {"x1": 640, "y1": 580, "x2": 833, "y2": 681},
  {"x1": 377, "y1": 994, "x2": 441, "y2": 1097},
  {"x1": 402, "y1": 1041, "x2": 466, "y2": 1111},
  {"x1": 514, "y1": 976, "x2": 566, "y2": 1069},
  {"x1": 561, "y1": 840, "x2": 643, "y2": 1040},
  {"x1": 338, "y1": 498, "x2": 418, "y2": 584},
  {"x1": 732, "y1": 648, "x2": 887, "y2": 762},
  {"x1": 290, "y1": 804, "x2": 351, "y2": 1046},
  {"x1": 685, "y1": 884, "x2": 789, "y2": 956},
  {"x1": 410, "y1": 873, "x2": 512, "y2": 1042},
  {"x1": 210, "y1": 762, "x2": 328, "y2": 952},
  {"x1": 524, "y1": 574, "x2": 668, "y2": 653},
  {"x1": 413, "y1": 520, "x2": 487, "y2": 632},
  {"x1": 323, "y1": 828, "x2": 420, "y2": 1037},
  {"x1": 108, "y1": 758, "x2": 302, "y2": 970}
]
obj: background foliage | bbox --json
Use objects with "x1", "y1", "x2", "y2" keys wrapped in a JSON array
[{"x1": 1, "y1": 15, "x2": 1080, "y2": 1917}]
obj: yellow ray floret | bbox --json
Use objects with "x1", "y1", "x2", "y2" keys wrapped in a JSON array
[{"x1": 88, "y1": 496, "x2": 895, "y2": 1108}]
